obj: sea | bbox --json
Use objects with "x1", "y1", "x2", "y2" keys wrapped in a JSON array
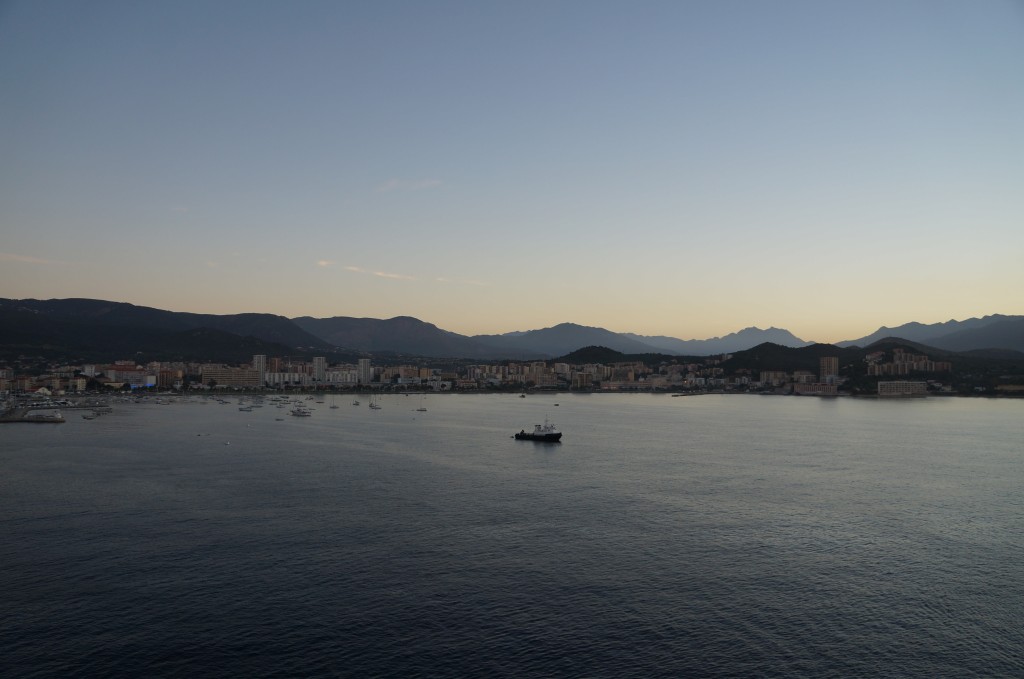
[{"x1": 2, "y1": 393, "x2": 1022, "y2": 678}]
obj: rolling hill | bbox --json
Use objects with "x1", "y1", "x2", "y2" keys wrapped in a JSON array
[
  {"x1": 292, "y1": 315, "x2": 526, "y2": 359},
  {"x1": 2, "y1": 298, "x2": 331, "y2": 350},
  {"x1": 472, "y1": 323, "x2": 662, "y2": 357}
]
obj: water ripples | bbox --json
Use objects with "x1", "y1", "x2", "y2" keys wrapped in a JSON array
[{"x1": 2, "y1": 395, "x2": 1022, "y2": 677}]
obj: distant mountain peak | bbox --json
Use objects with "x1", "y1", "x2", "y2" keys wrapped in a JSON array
[{"x1": 620, "y1": 326, "x2": 810, "y2": 356}]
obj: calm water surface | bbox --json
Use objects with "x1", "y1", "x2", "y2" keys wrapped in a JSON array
[{"x1": 2, "y1": 394, "x2": 1022, "y2": 677}]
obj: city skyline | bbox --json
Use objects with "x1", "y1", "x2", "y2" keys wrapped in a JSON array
[{"x1": 2, "y1": 1, "x2": 1022, "y2": 343}]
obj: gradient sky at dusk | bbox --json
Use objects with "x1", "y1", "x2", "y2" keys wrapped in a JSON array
[{"x1": 2, "y1": 1, "x2": 1022, "y2": 343}]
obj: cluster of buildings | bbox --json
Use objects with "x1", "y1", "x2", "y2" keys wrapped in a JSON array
[
  {"x1": 200, "y1": 357, "x2": 434, "y2": 390},
  {"x1": 0, "y1": 361, "x2": 167, "y2": 393},
  {"x1": 865, "y1": 349, "x2": 952, "y2": 376},
  {"x1": 2, "y1": 353, "x2": 848, "y2": 394},
  {"x1": 1, "y1": 349, "x2": 953, "y2": 398}
]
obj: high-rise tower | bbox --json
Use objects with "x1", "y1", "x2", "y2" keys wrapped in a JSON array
[
  {"x1": 358, "y1": 358, "x2": 372, "y2": 385},
  {"x1": 252, "y1": 354, "x2": 267, "y2": 385},
  {"x1": 820, "y1": 356, "x2": 839, "y2": 384}
]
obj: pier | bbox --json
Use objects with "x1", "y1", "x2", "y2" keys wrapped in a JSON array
[{"x1": 0, "y1": 408, "x2": 66, "y2": 424}]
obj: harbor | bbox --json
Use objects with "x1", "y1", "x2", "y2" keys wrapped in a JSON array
[
  {"x1": 0, "y1": 398, "x2": 114, "y2": 424},
  {"x1": 0, "y1": 407, "x2": 66, "y2": 423}
]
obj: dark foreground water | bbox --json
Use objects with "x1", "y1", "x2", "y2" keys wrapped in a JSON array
[{"x1": 2, "y1": 393, "x2": 1022, "y2": 678}]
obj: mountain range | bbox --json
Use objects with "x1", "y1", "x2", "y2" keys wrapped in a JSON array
[
  {"x1": 836, "y1": 315, "x2": 1024, "y2": 353},
  {"x1": 622, "y1": 327, "x2": 812, "y2": 355},
  {"x1": 1, "y1": 298, "x2": 1022, "y2": 362}
]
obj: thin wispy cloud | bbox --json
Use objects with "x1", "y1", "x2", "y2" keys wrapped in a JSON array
[
  {"x1": 344, "y1": 264, "x2": 416, "y2": 281},
  {"x1": 317, "y1": 260, "x2": 335, "y2": 268},
  {"x1": 376, "y1": 178, "x2": 443, "y2": 193},
  {"x1": 0, "y1": 251, "x2": 58, "y2": 265},
  {"x1": 373, "y1": 270, "x2": 415, "y2": 280},
  {"x1": 435, "y1": 276, "x2": 489, "y2": 287}
]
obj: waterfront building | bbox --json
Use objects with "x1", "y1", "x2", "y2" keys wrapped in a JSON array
[
  {"x1": 106, "y1": 367, "x2": 156, "y2": 387},
  {"x1": 384, "y1": 365, "x2": 419, "y2": 380},
  {"x1": 759, "y1": 371, "x2": 789, "y2": 387},
  {"x1": 156, "y1": 370, "x2": 180, "y2": 389},
  {"x1": 325, "y1": 369, "x2": 358, "y2": 385},
  {"x1": 264, "y1": 372, "x2": 311, "y2": 388},
  {"x1": 877, "y1": 381, "x2": 928, "y2": 397},
  {"x1": 571, "y1": 372, "x2": 596, "y2": 389},
  {"x1": 610, "y1": 367, "x2": 634, "y2": 382},
  {"x1": 200, "y1": 365, "x2": 261, "y2": 388},
  {"x1": 794, "y1": 383, "x2": 838, "y2": 396}
]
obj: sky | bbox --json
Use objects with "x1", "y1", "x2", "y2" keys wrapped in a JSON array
[{"x1": 1, "y1": 1, "x2": 1022, "y2": 343}]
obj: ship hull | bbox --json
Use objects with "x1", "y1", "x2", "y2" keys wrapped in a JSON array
[{"x1": 514, "y1": 432, "x2": 562, "y2": 442}]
